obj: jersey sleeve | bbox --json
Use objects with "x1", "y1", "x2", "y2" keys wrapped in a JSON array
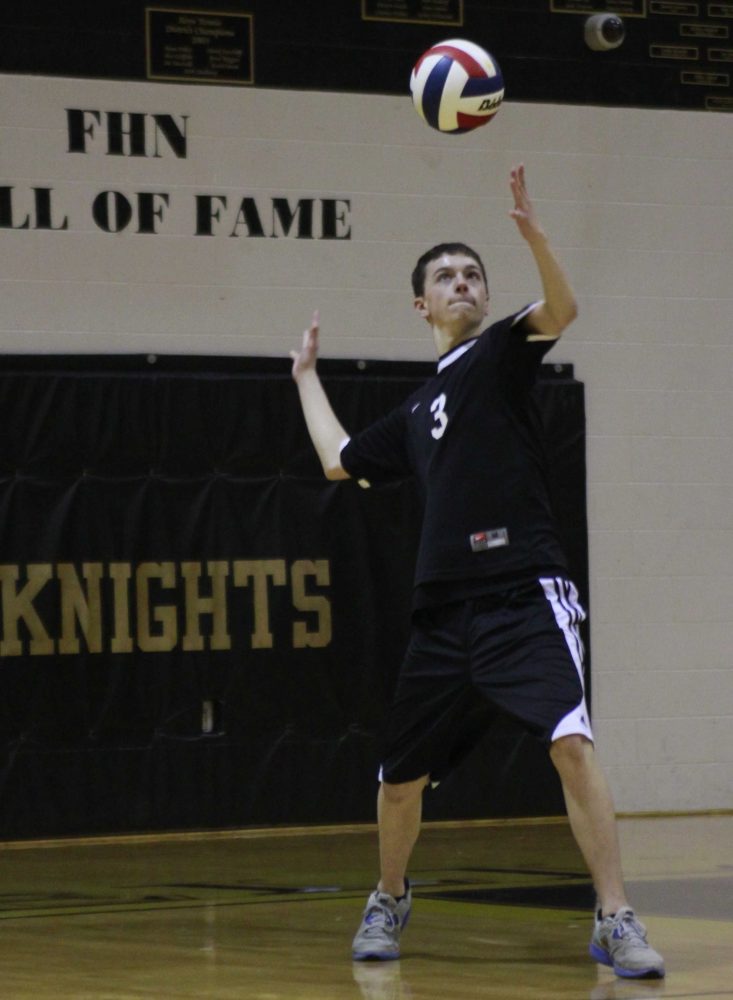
[
  {"x1": 489, "y1": 303, "x2": 557, "y2": 384},
  {"x1": 340, "y1": 402, "x2": 411, "y2": 484}
]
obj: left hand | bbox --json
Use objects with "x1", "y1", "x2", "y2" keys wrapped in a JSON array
[{"x1": 290, "y1": 309, "x2": 320, "y2": 384}]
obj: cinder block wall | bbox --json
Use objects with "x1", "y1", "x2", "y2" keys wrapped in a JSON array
[{"x1": 1, "y1": 76, "x2": 731, "y2": 812}]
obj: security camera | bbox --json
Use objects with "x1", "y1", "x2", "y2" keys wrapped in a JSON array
[{"x1": 584, "y1": 13, "x2": 626, "y2": 51}]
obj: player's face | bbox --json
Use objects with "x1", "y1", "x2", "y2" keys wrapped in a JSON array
[{"x1": 415, "y1": 253, "x2": 490, "y2": 337}]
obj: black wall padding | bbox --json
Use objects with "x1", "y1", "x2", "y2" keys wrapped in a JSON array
[{"x1": 0, "y1": 358, "x2": 588, "y2": 838}]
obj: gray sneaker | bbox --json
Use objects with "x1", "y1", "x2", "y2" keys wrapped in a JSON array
[
  {"x1": 590, "y1": 907, "x2": 665, "y2": 979},
  {"x1": 352, "y1": 882, "x2": 412, "y2": 961}
]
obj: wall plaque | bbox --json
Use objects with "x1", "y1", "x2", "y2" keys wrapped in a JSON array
[
  {"x1": 361, "y1": 0, "x2": 463, "y2": 24},
  {"x1": 650, "y1": 2, "x2": 699, "y2": 12},
  {"x1": 551, "y1": 1, "x2": 646, "y2": 15},
  {"x1": 146, "y1": 8, "x2": 254, "y2": 85}
]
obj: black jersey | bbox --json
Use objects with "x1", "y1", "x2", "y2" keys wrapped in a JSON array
[{"x1": 340, "y1": 305, "x2": 569, "y2": 602}]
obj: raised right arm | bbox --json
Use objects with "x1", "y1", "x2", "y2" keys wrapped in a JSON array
[{"x1": 290, "y1": 310, "x2": 351, "y2": 480}]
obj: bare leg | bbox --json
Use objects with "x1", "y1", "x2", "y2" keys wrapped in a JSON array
[
  {"x1": 550, "y1": 735, "x2": 628, "y2": 916},
  {"x1": 377, "y1": 775, "x2": 429, "y2": 898}
]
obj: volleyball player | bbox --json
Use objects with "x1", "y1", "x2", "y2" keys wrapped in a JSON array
[{"x1": 289, "y1": 165, "x2": 664, "y2": 979}]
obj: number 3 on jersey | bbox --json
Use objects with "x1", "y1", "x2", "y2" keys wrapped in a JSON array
[{"x1": 430, "y1": 393, "x2": 449, "y2": 440}]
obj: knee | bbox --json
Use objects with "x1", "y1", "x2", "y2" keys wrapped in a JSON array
[
  {"x1": 380, "y1": 775, "x2": 429, "y2": 806},
  {"x1": 549, "y1": 734, "x2": 595, "y2": 776}
]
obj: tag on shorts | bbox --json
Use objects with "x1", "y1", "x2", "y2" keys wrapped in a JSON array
[{"x1": 470, "y1": 527, "x2": 509, "y2": 552}]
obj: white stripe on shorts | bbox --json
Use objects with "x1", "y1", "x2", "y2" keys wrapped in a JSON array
[{"x1": 540, "y1": 576, "x2": 594, "y2": 744}]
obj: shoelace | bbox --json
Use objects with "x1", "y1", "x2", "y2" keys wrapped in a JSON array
[
  {"x1": 611, "y1": 912, "x2": 647, "y2": 943},
  {"x1": 364, "y1": 903, "x2": 398, "y2": 931}
]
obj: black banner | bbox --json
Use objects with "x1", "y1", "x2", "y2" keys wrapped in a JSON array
[{"x1": 0, "y1": 358, "x2": 587, "y2": 838}]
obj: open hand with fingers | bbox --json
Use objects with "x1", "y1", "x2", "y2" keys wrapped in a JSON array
[{"x1": 509, "y1": 164, "x2": 546, "y2": 244}]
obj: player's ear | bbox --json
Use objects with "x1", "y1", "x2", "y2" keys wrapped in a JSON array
[{"x1": 414, "y1": 296, "x2": 430, "y2": 321}]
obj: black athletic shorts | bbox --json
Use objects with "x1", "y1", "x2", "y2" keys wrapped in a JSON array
[{"x1": 379, "y1": 576, "x2": 593, "y2": 785}]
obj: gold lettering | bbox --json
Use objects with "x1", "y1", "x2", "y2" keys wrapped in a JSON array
[
  {"x1": 181, "y1": 560, "x2": 231, "y2": 651},
  {"x1": 233, "y1": 559, "x2": 286, "y2": 649},
  {"x1": 57, "y1": 563, "x2": 104, "y2": 654},
  {"x1": 291, "y1": 559, "x2": 332, "y2": 649},
  {"x1": 109, "y1": 562, "x2": 134, "y2": 653},
  {"x1": 136, "y1": 562, "x2": 177, "y2": 651},
  {"x1": 2, "y1": 557, "x2": 339, "y2": 656},
  {"x1": 0, "y1": 563, "x2": 54, "y2": 656}
]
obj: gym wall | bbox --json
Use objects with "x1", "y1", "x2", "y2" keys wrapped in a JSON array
[{"x1": 1, "y1": 50, "x2": 732, "y2": 818}]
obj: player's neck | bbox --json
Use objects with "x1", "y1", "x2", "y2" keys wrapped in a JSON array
[{"x1": 432, "y1": 321, "x2": 483, "y2": 358}]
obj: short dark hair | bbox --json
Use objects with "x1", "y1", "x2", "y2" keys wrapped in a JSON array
[{"x1": 411, "y1": 243, "x2": 488, "y2": 298}]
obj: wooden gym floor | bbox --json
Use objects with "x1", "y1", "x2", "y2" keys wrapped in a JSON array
[{"x1": 0, "y1": 813, "x2": 730, "y2": 999}]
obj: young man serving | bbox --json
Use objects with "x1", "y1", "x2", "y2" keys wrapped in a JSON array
[{"x1": 290, "y1": 165, "x2": 665, "y2": 980}]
